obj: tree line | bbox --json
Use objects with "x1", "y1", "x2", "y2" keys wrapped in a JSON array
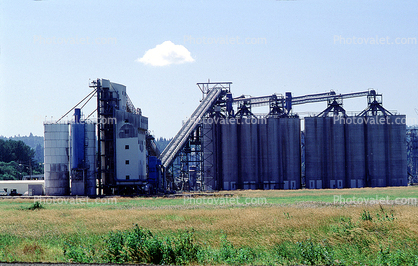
[{"x1": 0, "y1": 139, "x2": 43, "y2": 180}]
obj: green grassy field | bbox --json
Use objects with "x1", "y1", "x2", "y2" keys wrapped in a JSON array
[{"x1": 0, "y1": 186, "x2": 418, "y2": 265}]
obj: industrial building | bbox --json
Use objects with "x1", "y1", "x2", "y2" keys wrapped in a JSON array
[
  {"x1": 44, "y1": 79, "x2": 160, "y2": 196},
  {"x1": 0, "y1": 180, "x2": 44, "y2": 196},
  {"x1": 43, "y1": 80, "x2": 407, "y2": 196}
]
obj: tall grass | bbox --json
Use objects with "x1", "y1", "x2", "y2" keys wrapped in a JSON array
[
  {"x1": 1, "y1": 187, "x2": 418, "y2": 264},
  {"x1": 61, "y1": 218, "x2": 418, "y2": 265}
]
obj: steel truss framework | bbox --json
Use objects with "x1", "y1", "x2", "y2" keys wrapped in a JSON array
[
  {"x1": 91, "y1": 79, "x2": 119, "y2": 195},
  {"x1": 407, "y1": 129, "x2": 418, "y2": 184},
  {"x1": 166, "y1": 83, "x2": 231, "y2": 191},
  {"x1": 168, "y1": 127, "x2": 204, "y2": 191}
]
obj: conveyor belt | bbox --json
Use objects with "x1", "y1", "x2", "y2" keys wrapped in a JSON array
[{"x1": 160, "y1": 87, "x2": 222, "y2": 168}]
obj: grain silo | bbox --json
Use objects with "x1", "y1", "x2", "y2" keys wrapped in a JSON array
[
  {"x1": 238, "y1": 118, "x2": 259, "y2": 189},
  {"x1": 365, "y1": 115, "x2": 407, "y2": 187},
  {"x1": 305, "y1": 90, "x2": 407, "y2": 189},
  {"x1": 221, "y1": 121, "x2": 238, "y2": 190},
  {"x1": 387, "y1": 115, "x2": 407, "y2": 186},
  {"x1": 84, "y1": 123, "x2": 96, "y2": 195},
  {"x1": 44, "y1": 123, "x2": 70, "y2": 196},
  {"x1": 345, "y1": 117, "x2": 366, "y2": 188},
  {"x1": 280, "y1": 117, "x2": 301, "y2": 189}
]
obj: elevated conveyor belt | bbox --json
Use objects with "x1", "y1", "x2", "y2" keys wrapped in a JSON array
[
  {"x1": 292, "y1": 91, "x2": 369, "y2": 105},
  {"x1": 232, "y1": 91, "x2": 369, "y2": 107},
  {"x1": 160, "y1": 87, "x2": 223, "y2": 168}
]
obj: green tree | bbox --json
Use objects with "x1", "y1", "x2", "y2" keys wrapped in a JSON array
[{"x1": 0, "y1": 139, "x2": 41, "y2": 180}]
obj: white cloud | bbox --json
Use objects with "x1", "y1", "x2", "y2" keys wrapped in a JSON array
[{"x1": 137, "y1": 41, "x2": 195, "y2": 66}]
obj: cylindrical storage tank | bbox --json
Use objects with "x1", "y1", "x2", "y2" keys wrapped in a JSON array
[
  {"x1": 85, "y1": 123, "x2": 96, "y2": 196},
  {"x1": 326, "y1": 116, "x2": 345, "y2": 189},
  {"x1": 305, "y1": 117, "x2": 324, "y2": 189},
  {"x1": 305, "y1": 116, "x2": 345, "y2": 189},
  {"x1": 238, "y1": 118, "x2": 258, "y2": 189},
  {"x1": 249, "y1": 120, "x2": 259, "y2": 189},
  {"x1": 44, "y1": 123, "x2": 70, "y2": 196},
  {"x1": 70, "y1": 122, "x2": 86, "y2": 196},
  {"x1": 345, "y1": 117, "x2": 366, "y2": 188},
  {"x1": 281, "y1": 117, "x2": 301, "y2": 190},
  {"x1": 365, "y1": 116, "x2": 388, "y2": 187},
  {"x1": 387, "y1": 115, "x2": 407, "y2": 186},
  {"x1": 267, "y1": 117, "x2": 280, "y2": 189},
  {"x1": 71, "y1": 123, "x2": 85, "y2": 169},
  {"x1": 221, "y1": 122, "x2": 238, "y2": 190},
  {"x1": 258, "y1": 119, "x2": 269, "y2": 189}
]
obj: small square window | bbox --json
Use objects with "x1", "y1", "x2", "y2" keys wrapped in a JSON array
[
  {"x1": 126, "y1": 175, "x2": 130, "y2": 180},
  {"x1": 125, "y1": 145, "x2": 129, "y2": 149},
  {"x1": 125, "y1": 160, "x2": 129, "y2": 165}
]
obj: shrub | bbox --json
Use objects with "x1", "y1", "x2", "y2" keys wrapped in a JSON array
[
  {"x1": 24, "y1": 201, "x2": 44, "y2": 210},
  {"x1": 63, "y1": 238, "x2": 98, "y2": 263},
  {"x1": 296, "y1": 239, "x2": 334, "y2": 265},
  {"x1": 102, "y1": 225, "x2": 200, "y2": 265}
]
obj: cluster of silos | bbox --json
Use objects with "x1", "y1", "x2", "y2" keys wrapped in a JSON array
[
  {"x1": 265, "y1": 117, "x2": 301, "y2": 190},
  {"x1": 305, "y1": 115, "x2": 407, "y2": 189},
  {"x1": 44, "y1": 109, "x2": 96, "y2": 196},
  {"x1": 366, "y1": 115, "x2": 407, "y2": 186},
  {"x1": 305, "y1": 117, "x2": 346, "y2": 189},
  {"x1": 204, "y1": 116, "x2": 301, "y2": 190}
]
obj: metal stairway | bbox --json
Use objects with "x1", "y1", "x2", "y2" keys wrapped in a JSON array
[{"x1": 160, "y1": 87, "x2": 223, "y2": 168}]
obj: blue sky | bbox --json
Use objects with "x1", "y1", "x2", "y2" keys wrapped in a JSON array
[{"x1": 1, "y1": 0, "x2": 417, "y2": 138}]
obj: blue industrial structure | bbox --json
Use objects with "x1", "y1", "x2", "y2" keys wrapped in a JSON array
[
  {"x1": 147, "y1": 156, "x2": 162, "y2": 193},
  {"x1": 71, "y1": 109, "x2": 85, "y2": 169}
]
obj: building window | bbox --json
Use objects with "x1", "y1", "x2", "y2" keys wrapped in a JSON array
[
  {"x1": 126, "y1": 175, "x2": 130, "y2": 180},
  {"x1": 125, "y1": 160, "x2": 129, "y2": 165},
  {"x1": 125, "y1": 145, "x2": 129, "y2": 149}
]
